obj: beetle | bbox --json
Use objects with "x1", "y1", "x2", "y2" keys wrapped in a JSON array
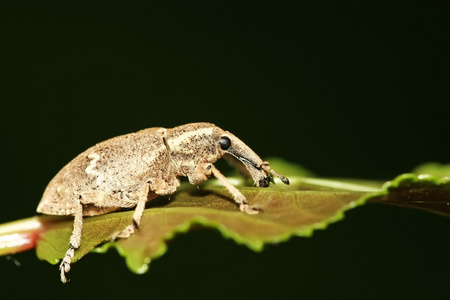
[{"x1": 37, "y1": 122, "x2": 289, "y2": 283}]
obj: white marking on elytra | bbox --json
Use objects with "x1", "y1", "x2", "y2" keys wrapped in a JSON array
[
  {"x1": 85, "y1": 152, "x2": 104, "y2": 185},
  {"x1": 85, "y1": 153, "x2": 100, "y2": 175}
]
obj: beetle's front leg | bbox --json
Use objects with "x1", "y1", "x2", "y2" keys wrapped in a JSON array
[{"x1": 210, "y1": 165, "x2": 261, "y2": 215}]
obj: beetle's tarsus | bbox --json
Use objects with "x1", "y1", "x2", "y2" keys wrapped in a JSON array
[
  {"x1": 240, "y1": 203, "x2": 262, "y2": 215},
  {"x1": 280, "y1": 176, "x2": 290, "y2": 185},
  {"x1": 262, "y1": 161, "x2": 290, "y2": 185},
  {"x1": 111, "y1": 224, "x2": 136, "y2": 240},
  {"x1": 59, "y1": 247, "x2": 75, "y2": 283}
]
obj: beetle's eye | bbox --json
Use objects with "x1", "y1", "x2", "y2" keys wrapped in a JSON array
[{"x1": 219, "y1": 136, "x2": 231, "y2": 150}]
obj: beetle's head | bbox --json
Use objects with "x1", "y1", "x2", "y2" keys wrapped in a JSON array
[{"x1": 214, "y1": 127, "x2": 289, "y2": 187}]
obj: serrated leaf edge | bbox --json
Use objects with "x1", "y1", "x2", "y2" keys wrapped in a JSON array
[{"x1": 91, "y1": 195, "x2": 366, "y2": 274}]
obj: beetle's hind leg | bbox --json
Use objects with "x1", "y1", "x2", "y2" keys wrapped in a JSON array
[
  {"x1": 60, "y1": 201, "x2": 83, "y2": 283},
  {"x1": 210, "y1": 165, "x2": 261, "y2": 214}
]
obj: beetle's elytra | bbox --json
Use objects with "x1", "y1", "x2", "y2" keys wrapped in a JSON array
[{"x1": 37, "y1": 122, "x2": 289, "y2": 283}]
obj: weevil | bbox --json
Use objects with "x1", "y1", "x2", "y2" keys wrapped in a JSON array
[{"x1": 37, "y1": 122, "x2": 289, "y2": 283}]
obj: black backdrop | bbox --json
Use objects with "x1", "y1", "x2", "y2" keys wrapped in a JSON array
[{"x1": 1, "y1": 1, "x2": 448, "y2": 299}]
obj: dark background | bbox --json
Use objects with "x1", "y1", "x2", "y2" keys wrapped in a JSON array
[{"x1": 1, "y1": 1, "x2": 448, "y2": 299}]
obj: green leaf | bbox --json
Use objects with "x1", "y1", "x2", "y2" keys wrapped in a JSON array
[
  {"x1": 2, "y1": 159, "x2": 447, "y2": 277},
  {"x1": 368, "y1": 173, "x2": 450, "y2": 216},
  {"x1": 35, "y1": 176, "x2": 376, "y2": 274},
  {"x1": 412, "y1": 162, "x2": 450, "y2": 178}
]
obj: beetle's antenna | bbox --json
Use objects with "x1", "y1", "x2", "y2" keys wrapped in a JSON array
[{"x1": 262, "y1": 162, "x2": 290, "y2": 185}]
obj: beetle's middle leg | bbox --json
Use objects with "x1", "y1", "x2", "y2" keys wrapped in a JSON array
[
  {"x1": 110, "y1": 183, "x2": 155, "y2": 240},
  {"x1": 210, "y1": 165, "x2": 260, "y2": 215}
]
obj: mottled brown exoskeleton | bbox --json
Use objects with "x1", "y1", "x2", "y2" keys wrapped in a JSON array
[{"x1": 37, "y1": 122, "x2": 289, "y2": 283}]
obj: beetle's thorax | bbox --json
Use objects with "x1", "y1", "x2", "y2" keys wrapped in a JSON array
[{"x1": 164, "y1": 123, "x2": 223, "y2": 177}]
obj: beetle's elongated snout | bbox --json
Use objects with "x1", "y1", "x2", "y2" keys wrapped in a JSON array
[{"x1": 220, "y1": 131, "x2": 289, "y2": 187}]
